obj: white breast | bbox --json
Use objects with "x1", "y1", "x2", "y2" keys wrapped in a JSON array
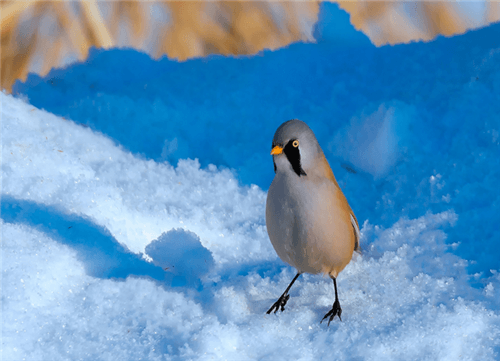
[{"x1": 266, "y1": 172, "x2": 355, "y2": 277}]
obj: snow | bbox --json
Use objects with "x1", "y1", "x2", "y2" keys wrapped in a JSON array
[
  {"x1": 3, "y1": 3, "x2": 500, "y2": 360},
  {"x1": 330, "y1": 103, "x2": 414, "y2": 179}
]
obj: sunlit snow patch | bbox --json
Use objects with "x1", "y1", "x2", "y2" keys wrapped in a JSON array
[{"x1": 145, "y1": 228, "x2": 214, "y2": 288}]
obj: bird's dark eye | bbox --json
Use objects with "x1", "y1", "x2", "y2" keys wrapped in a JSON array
[{"x1": 292, "y1": 140, "x2": 299, "y2": 148}]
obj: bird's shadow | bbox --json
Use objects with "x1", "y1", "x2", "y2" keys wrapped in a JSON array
[{"x1": 1, "y1": 195, "x2": 166, "y2": 282}]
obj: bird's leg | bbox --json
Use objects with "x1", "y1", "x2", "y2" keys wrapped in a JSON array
[
  {"x1": 321, "y1": 277, "x2": 342, "y2": 325},
  {"x1": 266, "y1": 273, "x2": 301, "y2": 314}
]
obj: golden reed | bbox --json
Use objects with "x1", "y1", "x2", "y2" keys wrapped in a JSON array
[{"x1": 1, "y1": 1, "x2": 499, "y2": 92}]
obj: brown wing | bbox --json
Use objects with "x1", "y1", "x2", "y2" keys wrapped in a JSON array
[
  {"x1": 350, "y1": 212, "x2": 361, "y2": 253},
  {"x1": 322, "y1": 156, "x2": 361, "y2": 253}
]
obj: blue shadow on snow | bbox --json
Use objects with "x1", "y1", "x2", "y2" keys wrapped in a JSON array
[{"x1": 1, "y1": 195, "x2": 166, "y2": 281}]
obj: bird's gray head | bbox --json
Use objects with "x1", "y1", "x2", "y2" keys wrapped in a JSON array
[{"x1": 270, "y1": 119, "x2": 323, "y2": 177}]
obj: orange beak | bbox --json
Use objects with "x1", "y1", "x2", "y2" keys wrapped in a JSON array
[{"x1": 271, "y1": 145, "x2": 283, "y2": 155}]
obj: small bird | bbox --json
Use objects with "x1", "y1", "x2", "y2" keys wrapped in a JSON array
[{"x1": 265, "y1": 119, "x2": 360, "y2": 325}]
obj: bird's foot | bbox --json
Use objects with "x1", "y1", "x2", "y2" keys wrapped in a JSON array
[
  {"x1": 266, "y1": 293, "x2": 290, "y2": 314},
  {"x1": 321, "y1": 299, "x2": 342, "y2": 325}
]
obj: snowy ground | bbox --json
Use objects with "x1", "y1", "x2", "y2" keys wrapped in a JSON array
[{"x1": 3, "y1": 3, "x2": 500, "y2": 360}]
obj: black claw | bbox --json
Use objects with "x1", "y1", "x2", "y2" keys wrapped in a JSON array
[
  {"x1": 266, "y1": 293, "x2": 290, "y2": 314},
  {"x1": 321, "y1": 277, "x2": 342, "y2": 326},
  {"x1": 281, "y1": 293, "x2": 290, "y2": 312},
  {"x1": 321, "y1": 299, "x2": 342, "y2": 325},
  {"x1": 266, "y1": 273, "x2": 301, "y2": 315}
]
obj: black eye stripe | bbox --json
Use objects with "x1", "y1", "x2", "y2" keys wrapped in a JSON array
[{"x1": 284, "y1": 139, "x2": 307, "y2": 177}]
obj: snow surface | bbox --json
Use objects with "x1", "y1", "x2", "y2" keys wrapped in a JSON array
[{"x1": 3, "y1": 3, "x2": 500, "y2": 360}]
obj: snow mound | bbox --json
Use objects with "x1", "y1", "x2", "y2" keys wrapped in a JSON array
[{"x1": 3, "y1": 93, "x2": 500, "y2": 360}]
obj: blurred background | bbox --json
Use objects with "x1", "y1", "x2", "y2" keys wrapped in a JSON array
[{"x1": 2, "y1": 0, "x2": 500, "y2": 93}]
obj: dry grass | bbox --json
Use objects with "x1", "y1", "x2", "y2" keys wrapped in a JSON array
[
  {"x1": 1, "y1": 1, "x2": 499, "y2": 92},
  {"x1": 337, "y1": 1, "x2": 500, "y2": 46},
  {"x1": 160, "y1": 1, "x2": 318, "y2": 60},
  {"x1": 0, "y1": 1, "x2": 319, "y2": 92}
]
